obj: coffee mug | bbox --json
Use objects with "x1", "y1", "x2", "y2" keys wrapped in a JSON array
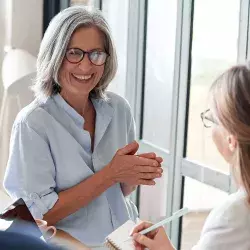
[{"x1": 35, "y1": 219, "x2": 56, "y2": 240}]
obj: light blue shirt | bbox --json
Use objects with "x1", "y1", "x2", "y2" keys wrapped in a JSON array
[{"x1": 4, "y1": 92, "x2": 138, "y2": 246}]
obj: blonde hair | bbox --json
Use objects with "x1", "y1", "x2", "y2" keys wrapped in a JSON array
[
  {"x1": 32, "y1": 5, "x2": 117, "y2": 100},
  {"x1": 210, "y1": 63, "x2": 250, "y2": 203}
]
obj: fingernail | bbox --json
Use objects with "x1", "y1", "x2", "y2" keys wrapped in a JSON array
[
  {"x1": 157, "y1": 169, "x2": 161, "y2": 173},
  {"x1": 154, "y1": 162, "x2": 158, "y2": 167}
]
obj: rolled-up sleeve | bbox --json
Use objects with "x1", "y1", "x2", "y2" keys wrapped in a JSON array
[{"x1": 3, "y1": 121, "x2": 58, "y2": 219}]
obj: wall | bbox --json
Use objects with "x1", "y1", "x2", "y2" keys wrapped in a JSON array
[
  {"x1": 6, "y1": 0, "x2": 43, "y2": 56},
  {"x1": 0, "y1": 0, "x2": 43, "y2": 101}
]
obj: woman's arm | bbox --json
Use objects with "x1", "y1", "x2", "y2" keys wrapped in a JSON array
[
  {"x1": 4, "y1": 122, "x2": 160, "y2": 226},
  {"x1": 4, "y1": 122, "x2": 115, "y2": 225},
  {"x1": 44, "y1": 166, "x2": 114, "y2": 225},
  {"x1": 45, "y1": 143, "x2": 162, "y2": 225},
  {"x1": 51, "y1": 229, "x2": 90, "y2": 250}
]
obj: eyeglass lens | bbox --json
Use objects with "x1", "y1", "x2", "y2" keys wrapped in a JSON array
[{"x1": 66, "y1": 48, "x2": 108, "y2": 66}]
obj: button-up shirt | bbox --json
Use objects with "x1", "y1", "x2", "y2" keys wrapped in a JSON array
[{"x1": 4, "y1": 92, "x2": 138, "y2": 246}]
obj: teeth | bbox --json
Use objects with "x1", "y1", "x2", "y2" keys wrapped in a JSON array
[{"x1": 73, "y1": 74, "x2": 92, "y2": 80}]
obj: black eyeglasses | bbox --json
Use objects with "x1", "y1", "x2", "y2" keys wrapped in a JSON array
[
  {"x1": 200, "y1": 109, "x2": 218, "y2": 128},
  {"x1": 66, "y1": 48, "x2": 109, "y2": 66}
]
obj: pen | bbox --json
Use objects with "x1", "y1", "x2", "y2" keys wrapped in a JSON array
[{"x1": 124, "y1": 207, "x2": 189, "y2": 242}]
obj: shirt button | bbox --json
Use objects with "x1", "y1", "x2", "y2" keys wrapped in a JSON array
[{"x1": 30, "y1": 193, "x2": 39, "y2": 200}]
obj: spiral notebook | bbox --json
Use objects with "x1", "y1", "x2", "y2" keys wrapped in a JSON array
[{"x1": 104, "y1": 220, "x2": 136, "y2": 250}]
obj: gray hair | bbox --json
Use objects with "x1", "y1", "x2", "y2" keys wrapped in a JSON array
[{"x1": 32, "y1": 5, "x2": 117, "y2": 100}]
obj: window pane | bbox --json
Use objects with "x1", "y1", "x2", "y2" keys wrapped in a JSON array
[
  {"x1": 139, "y1": 169, "x2": 168, "y2": 223},
  {"x1": 142, "y1": 0, "x2": 177, "y2": 150},
  {"x1": 70, "y1": 0, "x2": 95, "y2": 6},
  {"x1": 186, "y1": 0, "x2": 240, "y2": 173},
  {"x1": 102, "y1": 0, "x2": 129, "y2": 98},
  {"x1": 181, "y1": 177, "x2": 228, "y2": 250}
]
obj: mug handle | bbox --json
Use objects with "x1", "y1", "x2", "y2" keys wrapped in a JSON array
[{"x1": 45, "y1": 225, "x2": 57, "y2": 240}]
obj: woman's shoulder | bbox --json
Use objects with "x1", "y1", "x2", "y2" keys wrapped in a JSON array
[
  {"x1": 14, "y1": 97, "x2": 53, "y2": 128},
  {"x1": 192, "y1": 189, "x2": 250, "y2": 250},
  {"x1": 203, "y1": 189, "x2": 250, "y2": 231},
  {"x1": 105, "y1": 91, "x2": 132, "y2": 111}
]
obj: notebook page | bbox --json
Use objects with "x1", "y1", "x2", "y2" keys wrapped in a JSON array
[{"x1": 106, "y1": 220, "x2": 136, "y2": 250}]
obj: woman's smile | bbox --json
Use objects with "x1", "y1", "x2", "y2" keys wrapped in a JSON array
[{"x1": 71, "y1": 73, "x2": 95, "y2": 84}]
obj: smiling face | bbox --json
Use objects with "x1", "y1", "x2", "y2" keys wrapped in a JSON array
[{"x1": 58, "y1": 26, "x2": 105, "y2": 99}]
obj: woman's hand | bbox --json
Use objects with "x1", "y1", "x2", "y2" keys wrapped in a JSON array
[
  {"x1": 121, "y1": 152, "x2": 163, "y2": 196},
  {"x1": 131, "y1": 222, "x2": 175, "y2": 250},
  {"x1": 107, "y1": 141, "x2": 163, "y2": 186}
]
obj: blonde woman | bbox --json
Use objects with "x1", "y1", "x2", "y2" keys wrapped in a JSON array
[{"x1": 132, "y1": 64, "x2": 250, "y2": 250}]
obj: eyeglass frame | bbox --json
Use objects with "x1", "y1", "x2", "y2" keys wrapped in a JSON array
[
  {"x1": 200, "y1": 109, "x2": 218, "y2": 128},
  {"x1": 65, "y1": 48, "x2": 109, "y2": 66}
]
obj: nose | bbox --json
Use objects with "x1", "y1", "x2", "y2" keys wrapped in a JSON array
[{"x1": 78, "y1": 54, "x2": 92, "y2": 71}]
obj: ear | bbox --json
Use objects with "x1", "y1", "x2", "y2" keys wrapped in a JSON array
[{"x1": 227, "y1": 135, "x2": 237, "y2": 152}]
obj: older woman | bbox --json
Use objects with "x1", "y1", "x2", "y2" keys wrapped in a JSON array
[{"x1": 3, "y1": 6, "x2": 163, "y2": 246}]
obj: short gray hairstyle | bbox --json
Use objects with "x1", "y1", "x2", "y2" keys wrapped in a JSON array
[{"x1": 33, "y1": 5, "x2": 117, "y2": 100}]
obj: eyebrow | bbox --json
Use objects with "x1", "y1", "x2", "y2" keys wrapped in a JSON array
[{"x1": 67, "y1": 47, "x2": 104, "y2": 51}]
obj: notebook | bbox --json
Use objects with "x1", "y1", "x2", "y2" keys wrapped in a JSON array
[
  {"x1": 104, "y1": 220, "x2": 137, "y2": 250},
  {"x1": 104, "y1": 207, "x2": 189, "y2": 250}
]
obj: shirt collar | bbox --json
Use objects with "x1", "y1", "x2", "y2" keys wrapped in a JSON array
[
  {"x1": 92, "y1": 96, "x2": 114, "y2": 151},
  {"x1": 53, "y1": 94, "x2": 85, "y2": 128},
  {"x1": 52, "y1": 93, "x2": 114, "y2": 150}
]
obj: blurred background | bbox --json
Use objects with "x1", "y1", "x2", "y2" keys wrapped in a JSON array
[{"x1": 0, "y1": 0, "x2": 248, "y2": 249}]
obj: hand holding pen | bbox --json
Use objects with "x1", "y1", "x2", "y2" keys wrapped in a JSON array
[{"x1": 130, "y1": 208, "x2": 188, "y2": 250}]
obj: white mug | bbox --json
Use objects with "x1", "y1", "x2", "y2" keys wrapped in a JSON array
[{"x1": 35, "y1": 219, "x2": 56, "y2": 240}]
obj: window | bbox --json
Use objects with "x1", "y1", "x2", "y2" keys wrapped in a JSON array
[
  {"x1": 70, "y1": 0, "x2": 96, "y2": 6},
  {"x1": 102, "y1": 0, "x2": 129, "y2": 98},
  {"x1": 138, "y1": 0, "x2": 178, "y2": 223},
  {"x1": 142, "y1": 0, "x2": 177, "y2": 150},
  {"x1": 186, "y1": 0, "x2": 240, "y2": 173},
  {"x1": 178, "y1": 0, "x2": 240, "y2": 248}
]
